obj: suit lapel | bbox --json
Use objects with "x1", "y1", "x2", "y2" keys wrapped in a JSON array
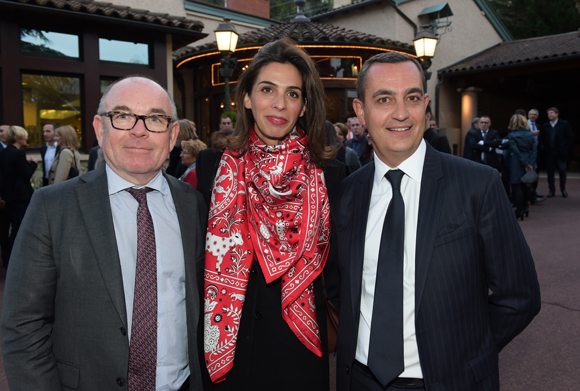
[
  {"x1": 415, "y1": 146, "x2": 444, "y2": 311},
  {"x1": 76, "y1": 166, "x2": 128, "y2": 327},
  {"x1": 350, "y1": 162, "x2": 375, "y2": 321}
]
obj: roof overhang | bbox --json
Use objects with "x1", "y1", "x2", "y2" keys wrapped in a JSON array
[{"x1": 0, "y1": 0, "x2": 208, "y2": 50}]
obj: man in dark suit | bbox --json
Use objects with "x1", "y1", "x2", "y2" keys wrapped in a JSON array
[
  {"x1": 346, "y1": 116, "x2": 367, "y2": 158},
  {"x1": 423, "y1": 106, "x2": 451, "y2": 154},
  {"x1": 1, "y1": 77, "x2": 207, "y2": 390},
  {"x1": 40, "y1": 122, "x2": 59, "y2": 187},
  {"x1": 540, "y1": 107, "x2": 574, "y2": 198},
  {"x1": 462, "y1": 117, "x2": 479, "y2": 160},
  {"x1": 0, "y1": 124, "x2": 10, "y2": 265},
  {"x1": 0, "y1": 124, "x2": 8, "y2": 149},
  {"x1": 328, "y1": 52, "x2": 540, "y2": 391},
  {"x1": 467, "y1": 116, "x2": 504, "y2": 169}
]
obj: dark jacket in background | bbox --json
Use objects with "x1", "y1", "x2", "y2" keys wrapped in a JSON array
[
  {"x1": 507, "y1": 129, "x2": 536, "y2": 184},
  {"x1": 540, "y1": 119, "x2": 574, "y2": 157},
  {"x1": 423, "y1": 128, "x2": 451, "y2": 154},
  {"x1": 467, "y1": 128, "x2": 504, "y2": 169},
  {"x1": 167, "y1": 146, "x2": 186, "y2": 178},
  {"x1": 0, "y1": 144, "x2": 38, "y2": 263}
]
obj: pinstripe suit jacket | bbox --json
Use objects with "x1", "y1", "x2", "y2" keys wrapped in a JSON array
[
  {"x1": 1, "y1": 166, "x2": 208, "y2": 391},
  {"x1": 328, "y1": 144, "x2": 540, "y2": 391}
]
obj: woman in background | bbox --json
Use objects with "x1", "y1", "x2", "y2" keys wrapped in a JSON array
[
  {"x1": 179, "y1": 138, "x2": 207, "y2": 188},
  {"x1": 0, "y1": 126, "x2": 37, "y2": 264},
  {"x1": 327, "y1": 121, "x2": 360, "y2": 175},
  {"x1": 167, "y1": 119, "x2": 198, "y2": 177},
  {"x1": 195, "y1": 127, "x2": 234, "y2": 208},
  {"x1": 506, "y1": 114, "x2": 536, "y2": 220},
  {"x1": 48, "y1": 125, "x2": 81, "y2": 185}
]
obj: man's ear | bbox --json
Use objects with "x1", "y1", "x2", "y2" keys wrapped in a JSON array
[
  {"x1": 353, "y1": 98, "x2": 366, "y2": 128},
  {"x1": 93, "y1": 115, "x2": 104, "y2": 148}
]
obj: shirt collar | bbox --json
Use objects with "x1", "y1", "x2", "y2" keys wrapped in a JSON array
[
  {"x1": 373, "y1": 139, "x2": 426, "y2": 187},
  {"x1": 46, "y1": 142, "x2": 57, "y2": 149},
  {"x1": 550, "y1": 119, "x2": 558, "y2": 126},
  {"x1": 106, "y1": 164, "x2": 169, "y2": 196}
]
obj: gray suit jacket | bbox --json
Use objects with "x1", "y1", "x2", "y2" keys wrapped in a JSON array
[
  {"x1": 1, "y1": 165, "x2": 208, "y2": 391},
  {"x1": 328, "y1": 144, "x2": 540, "y2": 391}
]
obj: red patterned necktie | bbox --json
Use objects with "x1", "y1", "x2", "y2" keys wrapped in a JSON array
[{"x1": 126, "y1": 187, "x2": 157, "y2": 391}]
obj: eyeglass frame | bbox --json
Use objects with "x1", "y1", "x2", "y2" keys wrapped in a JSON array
[{"x1": 100, "y1": 111, "x2": 173, "y2": 133}]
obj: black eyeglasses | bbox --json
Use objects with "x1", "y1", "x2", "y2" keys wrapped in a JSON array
[{"x1": 101, "y1": 111, "x2": 172, "y2": 133}]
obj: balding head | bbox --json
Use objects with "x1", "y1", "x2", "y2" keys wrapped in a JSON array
[{"x1": 93, "y1": 76, "x2": 179, "y2": 185}]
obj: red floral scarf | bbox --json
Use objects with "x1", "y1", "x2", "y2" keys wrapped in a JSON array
[{"x1": 203, "y1": 127, "x2": 330, "y2": 383}]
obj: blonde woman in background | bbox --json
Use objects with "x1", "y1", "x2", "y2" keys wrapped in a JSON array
[
  {"x1": 48, "y1": 125, "x2": 81, "y2": 185},
  {"x1": 0, "y1": 126, "x2": 37, "y2": 264},
  {"x1": 179, "y1": 138, "x2": 207, "y2": 188},
  {"x1": 167, "y1": 118, "x2": 198, "y2": 178}
]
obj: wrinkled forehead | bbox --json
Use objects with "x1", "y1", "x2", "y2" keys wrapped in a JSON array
[{"x1": 105, "y1": 78, "x2": 172, "y2": 114}]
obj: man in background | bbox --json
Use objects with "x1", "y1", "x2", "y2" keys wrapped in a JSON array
[
  {"x1": 346, "y1": 116, "x2": 367, "y2": 159},
  {"x1": 541, "y1": 107, "x2": 574, "y2": 197},
  {"x1": 40, "y1": 122, "x2": 59, "y2": 187}
]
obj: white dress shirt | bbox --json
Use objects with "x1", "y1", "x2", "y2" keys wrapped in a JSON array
[
  {"x1": 356, "y1": 140, "x2": 426, "y2": 379},
  {"x1": 44, "y1": 142, "x2": 58, "y2": 178},
  {"x1": 107, "y1": 165, "x2": 189, "y2": 391},
  {"x1": 528, "y1": 119, "x2": 539, "y2": 143}
]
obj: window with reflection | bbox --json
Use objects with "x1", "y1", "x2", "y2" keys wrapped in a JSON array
[
  {"x1": 211, "y1": 56, "x2": 362, "y2": 85},
  {"x1": 20, "y1": 29, "x2": 80, "y2": 58},
  {"x1": 311, "y1": 56, "x2": 361, "y2": 79},
  {"x1": 22, "y1": 74, "x2": 82, "y2": 148},
  {"x1": 99, "y1": 38, "x2": 149, "y2": 65}
]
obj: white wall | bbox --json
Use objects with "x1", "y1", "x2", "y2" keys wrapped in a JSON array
[
  {"x1": 319, "y1": 0, "x2": 505, "y2": 129},
  {"x1": 109, "y1": 0, "x2": 187, "y2": 16},
  {"x1": 184, "y1": 11, "x2": 269, "y2": 47}
]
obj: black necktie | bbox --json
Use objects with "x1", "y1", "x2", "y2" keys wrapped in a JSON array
[{"x1": 367, "y1": 169, "x2": 405, "y2": 387}]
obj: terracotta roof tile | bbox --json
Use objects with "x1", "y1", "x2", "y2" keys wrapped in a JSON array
[
  {"x1": 441, "y1": 31, "x2": 580, "y2": 74},
  {"x1": 174, "y1": 21, "x2": 413, "y2": 61},
  {"x1": 5, "y1": 0, "x2": 204, "y2": 31}
]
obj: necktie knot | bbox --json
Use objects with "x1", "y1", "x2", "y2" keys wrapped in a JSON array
[
  {"x1": 127, "y1": 187, "x2": 154, "y2": 205},
  {"x1": 386, "y1": 169, "x2": 405, "y2": 191}
]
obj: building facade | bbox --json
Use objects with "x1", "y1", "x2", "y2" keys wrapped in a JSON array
[{"x1": 0, "y1": 0, "x2": 206, "y2": 151}]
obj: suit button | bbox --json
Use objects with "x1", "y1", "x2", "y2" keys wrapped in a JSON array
[
  {"x1": 116, "y1": 377, "x2": 125, "y2": 387},
  {"x1": 346, "y1": 365, "x2": 349, "y2": 374},
  {"x1": 251, "y1": 267, "x2": 257, "y2": 274},
  {"x1": 255, "y1": 311, "x2": 262, "y2": 320},
  {"x1": 119, "y1": 327, "x2": 127, "y2": 336}
]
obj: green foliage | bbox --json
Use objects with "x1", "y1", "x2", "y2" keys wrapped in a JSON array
[
  {"x1": 489, "y1": 0, "x2": 580, "y2": 39},
  {"x1": 270, "y1": 0, "x2": 333, "y2": 22}
]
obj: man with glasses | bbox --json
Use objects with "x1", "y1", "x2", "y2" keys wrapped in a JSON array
[{"x1": 1, "y1": 76, "x2": 207, "y2": 391}]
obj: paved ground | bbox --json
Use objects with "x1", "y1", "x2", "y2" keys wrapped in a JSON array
[{"x1": 0, "y1": 176, "x2": 578, "y2": 390}]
